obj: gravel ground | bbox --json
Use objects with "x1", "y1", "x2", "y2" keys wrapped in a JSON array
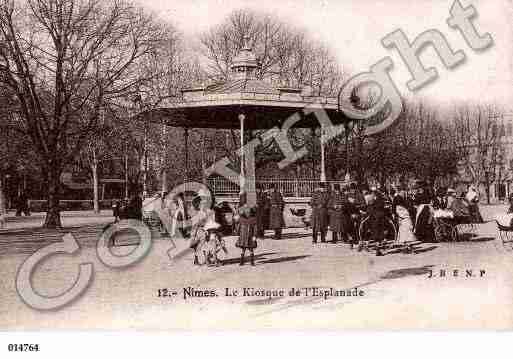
[{"x1": 1, "y1": 205, "x2": 513, "y2": 330}]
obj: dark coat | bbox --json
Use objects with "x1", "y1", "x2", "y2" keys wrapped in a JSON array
[
  {"x1": 328, "y1": 191, "x2": 348, "y2": 232},
  {"x1": 256, "y1": 191, "x2": 270, "y2": 232},
  {"x1": 310, "y1": 188, "x2": 329, "y2": 231},
  {"x1": 414, "y1": 204, "x2": 433, "y2": 240},
  {"x1": 468, "y1": 203, "x2": 483, "y2": 223},
  {"x1": 268, "y1": 190, "x2": 285, "y2": 229},
  {"x1": 236, "y1": 206, "x2": 257, "y2": 249},
  {"x1": 347, "y1": 189, "x2": 365, "y2": 209},
  {"x1": 214, "y1": 202, "x2": 234, "y2": 235},
  {"x1": 366, "y1": 191, "x2": 387, "y2": 242},
  {"x1": 367, "y1": 191, "x2": 386, "y2": 218}
]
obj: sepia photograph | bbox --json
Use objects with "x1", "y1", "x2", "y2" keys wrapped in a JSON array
[{"x1": 1, "y1": 0, "x2": 513, "y2": 342}]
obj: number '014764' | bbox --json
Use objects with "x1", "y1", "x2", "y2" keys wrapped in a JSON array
[{"x1": 7, "y1": 344, "x2": 40, "y2": 352}]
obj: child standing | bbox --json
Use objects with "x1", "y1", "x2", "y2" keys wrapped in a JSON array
[{"x1": 236, "y1": 192, "x2": 258, "y2": 266}]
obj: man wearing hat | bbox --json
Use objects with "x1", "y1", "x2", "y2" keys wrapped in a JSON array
[
  {"x1": 310, "y1": 182, "x2": 329, "y2": 243},
  {"x1": 367, "y1": 185, "x2": 386, "y2": 256},
  {"x1": 446, "y1": 188, "x2": 456, "y2": 209},
  {"x1": 268, "y1": 184, "x2": 285, "y2": 239},
  {"x1": 256, "y1": 185, "x2": 269, "y2": 239},
  {"x1": 328, "y1": 183, "x2": 348, "y2": 243}
]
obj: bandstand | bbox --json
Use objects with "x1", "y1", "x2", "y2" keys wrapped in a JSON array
[{"x1": 139, "y1": 38, "x2": 353, "y2": 227}]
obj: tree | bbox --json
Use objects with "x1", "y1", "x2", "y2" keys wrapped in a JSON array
[
  {"x1": 453, "y1": 104, "x2": 504, "y2": 203},
  {"x1": 0, "y1": 0, "x2": 170, "y2": 227},
  {"x1": 0, "y1": 88, "x2": 18, "y2": 219},
  {"x1": 79, "y1": 109, "x2": 118, "y2": 213},
  {"x1": 200, "y1": 8, "x2": 344, "y2": 93},
  {"x1": 0, "y1": 86, "x2": 41, "y2": 214}
]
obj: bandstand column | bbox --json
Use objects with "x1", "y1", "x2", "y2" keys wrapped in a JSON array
[
  {"x1": 184, "y1": 127, "x2": 189, "y2": 192},
  {"x1": 161, "y1": 124, "x2": 168, "y2": 196},
  {"x1": 239, "y1": 113, "x2": 245, "y2": 192},
  {"x1": 320, "y1": 126, "x2": 326, "y2": 182}
]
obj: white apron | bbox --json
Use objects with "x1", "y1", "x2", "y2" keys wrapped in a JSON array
[{"x1": 396, "y1": 205, "x2": 414, "y2": 244}]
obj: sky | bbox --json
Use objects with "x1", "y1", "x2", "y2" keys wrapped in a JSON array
[{"x1": 136, "y1": 0, "x2": 513, "y2": 111}]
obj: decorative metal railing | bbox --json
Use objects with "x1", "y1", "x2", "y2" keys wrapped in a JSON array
[{"x1": 208, "y1": 178, "x2": 348, "y2": 197}]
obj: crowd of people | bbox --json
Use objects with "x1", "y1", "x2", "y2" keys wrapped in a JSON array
[
  {"x1": 230, "y1": 181, "x2": 485, "y2": 259},
  {"x1": 130, "y1": 180, "x2": 485, "y2": 266}
]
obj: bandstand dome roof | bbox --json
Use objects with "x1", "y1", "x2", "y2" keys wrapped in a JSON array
[{"x1": 138, "y1": 37, "x2": 350, "y2": 130}]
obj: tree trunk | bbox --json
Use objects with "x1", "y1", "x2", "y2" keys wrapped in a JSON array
[
  {"x1": 161, "y1": 170, "x2": 167, "y2": 196},
  {"x1": 485, "y1": 177, "x2": 491, "y2": 204},
  {"x1": 0, "y1": 178, "x2": 5, "y2": 229},
  {"x1": 43, "y1": 168, "x2": 62, "y2": 229},
  {"x1": 92, "y1": 163, "x2": 100, "y2": 214}
]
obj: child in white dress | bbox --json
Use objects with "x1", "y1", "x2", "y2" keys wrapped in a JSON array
[{"x1": 393, "y1": 189, "x2": 416, "y2": 253}]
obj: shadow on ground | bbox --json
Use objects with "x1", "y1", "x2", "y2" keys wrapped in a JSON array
[
  {"x1": 221, "y1": 252, "x2": 279, "y2": 266},
  {"x1": 258, "y1": 255, "x2": 310, "y2": 265},
  {"x1": 380, "y1": 265, "x2": 434, "y2": 280},
  {"x1": 457, "y1": 232, "x2": 495, "y2": 242},
  {"x1": 263, "y1": 232, "x2": 311, "y2": 240}
]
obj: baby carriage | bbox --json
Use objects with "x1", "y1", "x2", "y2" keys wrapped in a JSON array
[
  {"x1": 433, "y1": 204, "x2": 476, "y2": 242},
  {"x1": 357, "y1": 203, "x2": 398, "y2": 251}
]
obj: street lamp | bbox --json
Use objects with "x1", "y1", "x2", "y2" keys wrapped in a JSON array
[{"x1": 238, "y1": 113, "x2": 245, "y2": 190}]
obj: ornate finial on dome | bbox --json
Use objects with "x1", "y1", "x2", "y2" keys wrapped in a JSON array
[{"x1": 230, "y1": 34, "x2": 260, "y2": 80}]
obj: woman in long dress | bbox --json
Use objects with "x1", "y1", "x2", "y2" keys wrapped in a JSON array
[
  {"x1": 393, "y1": 188, "x2": 416, "y2": 253},
  {"x1": 189, "y1": 192, "x2": 211, "y2": 265},
  {"x1": 236, "y1": 192, "x2": 258, "y2": 266},
  {"x1": 168, "y1": 193, "x2": 186, "y2": 239}
]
